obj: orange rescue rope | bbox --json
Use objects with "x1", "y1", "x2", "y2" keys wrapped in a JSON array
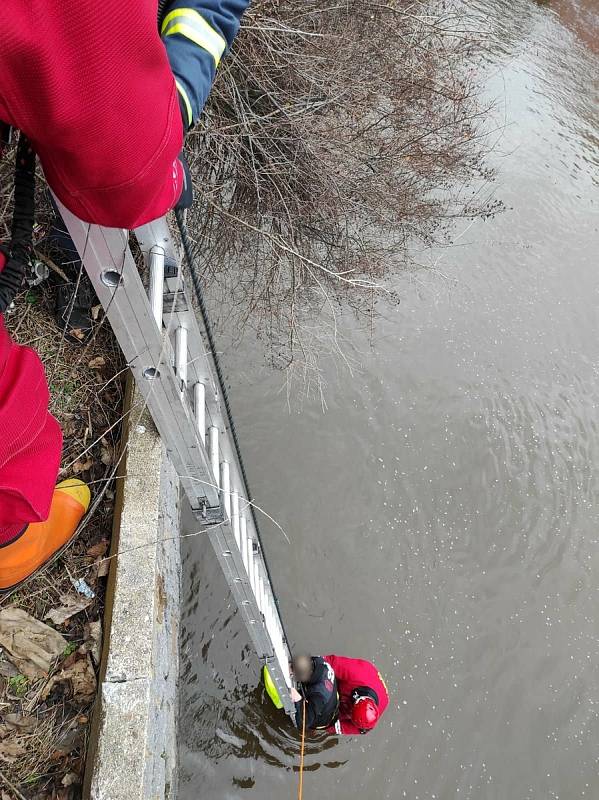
[{"x1": 298, "y1": 699, "x2": 306, "y2": 800}]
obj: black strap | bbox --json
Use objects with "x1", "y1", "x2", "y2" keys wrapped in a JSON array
[
  {"x1": 0, "y1": 246, "x2": 25, "y2": 314},
  {"x1": 0, "y1": 133, "x2": 36, "y2": 314},
  {"x1": 157, "y1": 0, "x2": 169, "y2": 27},
  {"x1": 351, "y1": 685, "x2": 379, "y2": 706},
  {"x1": 0, "y1": 122, "x2": 12, "y2": 151}
]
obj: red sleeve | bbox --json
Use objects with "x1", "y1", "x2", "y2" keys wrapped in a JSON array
[
  {"x1": 1, "y1": 1, "x2": 184, "y2": 229},
  {"x1": 326, "y1": 717, "x2": 363, "y2": 736},
  {"x1": 326, "y1": 654, "x2": 381, "y2": 685},
  {"x1": 325, "y1": 654, "x2": 355, "y2": 683}
]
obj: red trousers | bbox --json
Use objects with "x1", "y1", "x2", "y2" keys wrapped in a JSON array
[{"x1": 0, "y1": 317, "x2": 61, "y2": 543}]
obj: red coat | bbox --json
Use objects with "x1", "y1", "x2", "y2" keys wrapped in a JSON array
[
  {"x1": 0, "y1": 1, "x2": 183, "y2": 229},
  {"x1": 325, "y1": 654, "x2": 390, "y2": 735}
]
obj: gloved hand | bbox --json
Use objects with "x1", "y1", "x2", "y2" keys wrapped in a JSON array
[{"x1": 175, "y1": 151, "x2": 194, "y2": 211}]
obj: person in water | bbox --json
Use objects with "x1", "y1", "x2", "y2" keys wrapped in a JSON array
[
  {"x1": 291, "y1": 653, "x2": 389, "y2": 735},
  {"x1": 290, "y1": 654, "x2": 339, "y2": 732}
]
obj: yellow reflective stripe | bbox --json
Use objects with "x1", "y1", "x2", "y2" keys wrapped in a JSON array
[
  {"x1": 175, "y1": 79, "x2": 193, "y2": 127},
  {"x1": 161, "y1": 9, "x2": 226, "y2": 66},
  {"x1": 377, "y1": 671, "x2": 389, "y2": 694},
  {"x1": 163, "y1": 21, "x2": 224, "y2": 65}
]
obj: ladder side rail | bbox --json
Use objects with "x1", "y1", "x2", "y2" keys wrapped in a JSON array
[
  {"x1": 182, "y1": 325, "x2": 294, "y2": 671},
  {"x1": 135, "y1": 220, "x2": 288, "y2": 599},
  {"x1": 206, "y1": 524, "x2": 294, "y2": 714},
  {"x1": 56, "y1": 200, "x2": 221, "y2": 514},
  {"x1": 135, "y1": 223, "x2": 250, "y2": 513}
]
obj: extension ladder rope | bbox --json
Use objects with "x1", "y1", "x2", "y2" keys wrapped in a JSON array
[{"x1": 298, "y1": 699, "x2": 306, "y2": 800}]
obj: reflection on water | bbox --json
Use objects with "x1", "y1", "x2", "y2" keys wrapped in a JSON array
[{"x1": 179, "y1": 1, "x2": 599, "y2": 798}]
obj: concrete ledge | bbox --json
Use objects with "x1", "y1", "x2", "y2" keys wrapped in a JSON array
[{"x1": 85, "y1": 383, "x2": 181, "y2": 800}]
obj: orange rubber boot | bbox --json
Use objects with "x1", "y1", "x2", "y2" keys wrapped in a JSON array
[{"x1": 0, "y1": 479, "x2": 91, "y2": 591}]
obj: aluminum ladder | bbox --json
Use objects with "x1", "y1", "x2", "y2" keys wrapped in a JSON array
[{"x1": 55, "y1": 199, "x2": 294, "y2": 718}]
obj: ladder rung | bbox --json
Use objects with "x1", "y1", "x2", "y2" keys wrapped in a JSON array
[
  {"x1": 247, "y1": 540, "x2": 255, "y2": 592},
  {"x1": 240, "y1": 517, "x2": 249, "y2": 570},
  {"x1": 208, "y1": 426, "x2": 219, "y2": 488},
  {"x1": 220, "y1": 462, "x2": 231, "y2": 518},
  {"x1": 148, "y1": 246, "x2": 165, "y2": 328},
  {"x1": 231, "y1": 491, "x2": 240, "y2": 548},
  {"x1": 175, "y1": 326, "x2": 188, "y2": 392},
  {"x1": 194, "y1": 382, "x2": 206, "y2": 442},
  {"x1": 253, "y1": 560, "x2": 260, "y2": 602}
]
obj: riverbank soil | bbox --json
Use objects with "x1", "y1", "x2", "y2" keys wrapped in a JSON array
[{"x1": 0, "y1": 272, "x2": 125, "y2": 797}]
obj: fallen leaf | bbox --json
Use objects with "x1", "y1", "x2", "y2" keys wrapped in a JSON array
[
  {"x1": 72, "y1": 457, "x2": 94, "y2": 474},
  {"x1": 2, "y1": 713, "x2": 38, "y2": 732},
  {"x1": 66, "y1": 656, "x2": 97, "y2": 702},
  {"x1": 42, "y1": 654, "x2": 96, "y2": 704},
  {"x1": 0, "y1": 739, "x2": 27, "y2": 763},
  {"x1": 62, "y1": 772, "x2": 79, "y2": 787},
  {"x1": 62, "y1": 417, "x2": 80, "y2": 438},
  {"x1": 83, "y1": 621, "x2": 102, "y2": 666},
  {"x1": 91, "y1": 304, "x2": 102, "y2": 321},
  {"x1": 86, "y1": 540, "x2": 108, "y2": 559},
  {"x1": 61, "y1": 651, "x2": 79, "y2": 670},
  {"x1": 45, "y1": 595, "x2": 93, "y2": 626},
  {"x1": 52, "y1": 726, "x2": 83, "y2": 757},
  {"x1": 99, "y1": 436, "x2": 115, "y2": 466},
  {"x1": 96, "y1": 558, "x2": 110, "y2": 578},
  {"x1": 88, "y1": 356, "x2": 105, "y2": 369},
  {"x1": 0, "y1": 608, "x2": 67, "y2": 679},
  {"x1": 100, "y1": 445, "x2": 114, "y2": 466},
  {"x1": 0, "y1": 653, "x2": 20, "y2": 678}
]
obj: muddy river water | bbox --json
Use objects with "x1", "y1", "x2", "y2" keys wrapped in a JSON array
[{"x1": 178, "y1": 1, "x2": 599, "y2": 797}]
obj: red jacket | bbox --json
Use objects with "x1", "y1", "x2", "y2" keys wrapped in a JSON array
[
  {"x1": 0, "y1": 1, "x2": 184, "y2": 229},
  {"x1": 325, "y1": 654, "x2": 390, "y2": 735}
]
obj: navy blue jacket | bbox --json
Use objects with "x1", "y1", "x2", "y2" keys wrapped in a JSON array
[
  {"x1": 161, "y1": 0, "x2": 250, "y2": 130},
  {"x1": 295, "y1": 656, "x2": 339, "y2": 731}
]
